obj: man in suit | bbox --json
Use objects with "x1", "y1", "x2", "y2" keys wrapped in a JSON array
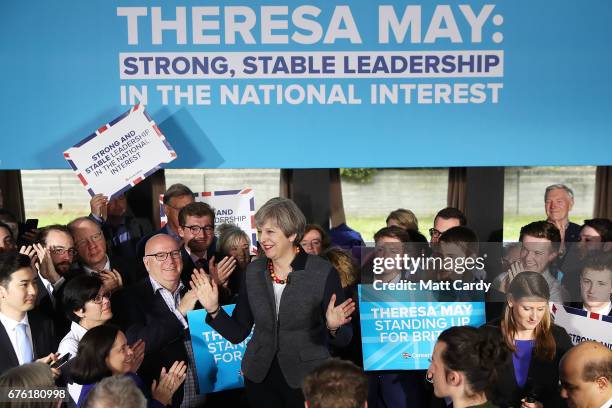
[
  {"x1": 68, "y1": 216, "x2": 141, "y2": 288},
  {"x1": 0, "y1": 252, "x2": 57, "y2": 374},
  {"x1": 136, "y1": 183, "x2": 195, "y2": 259},
  {"x1": 120, "y1": 233, "x2": 203, "y2": 407},
  {"x1": 568, "y1": 251, "x2": 612, "y2": 316}
]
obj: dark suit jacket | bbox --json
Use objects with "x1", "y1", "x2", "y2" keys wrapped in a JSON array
[
  {"x1": 118, "y1": 277, "x2": 193, "y2": 406},
  {"x1": 485, "y1": 320, "x2": 572, "y2": 408},
  {"x1": 0, "y1": 309, "x2": 57, "y2": 374},
  {"x1": 206, "y1": 250, "x2": 352, "y2": 388}
]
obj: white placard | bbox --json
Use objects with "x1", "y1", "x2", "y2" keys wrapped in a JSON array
[{"x1": 64, "y1": 104, "x2": 176, "y2": 198}]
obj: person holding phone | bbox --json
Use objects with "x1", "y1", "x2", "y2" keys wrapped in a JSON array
[
  {"x1": 0, "y1": 252, "x2": 58, "y2": 375},
  {"x1": 486, "y1": 272, "x2": 572, "y2": 408}
]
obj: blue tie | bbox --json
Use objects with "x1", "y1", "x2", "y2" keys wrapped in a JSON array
[{"x1": 16, "y1": 323, "x2": 33, "y2": 364}]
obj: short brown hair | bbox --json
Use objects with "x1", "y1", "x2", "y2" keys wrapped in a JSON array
[
  {"x1": 163, "y1": 183, "x2": 193, "y2": 205},
  {"x1": 302, "y1": 359, "x2": 367, "y2": 408},
  {"x1": 519, "y1": 221, "x2": 561, "y2": 251},
  {"x1": 178, "y1": 202, "x2": 215, "y2": 226},
  {"x1": 374, "y1": 226, "x2": 411, "y2": 243},
  {"x1": 36, "y1": 224, "x2": 71, "y2": 247}
]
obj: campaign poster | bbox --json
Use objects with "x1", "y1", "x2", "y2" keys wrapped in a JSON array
[
  {"x1": 187, "y1": 305, "x2": 253, "y2": 393},
  {"x1": 551, "y1": 303, "x2": 612, "y2": 349},
  {"x1": 63, "y1": 104, "x2": 176, "y2": 198},
  {"x1": 161, "y1": 188, "x2": 257, "y2": 254},
  {"x1": 359, "y1": 284, "x2": 487, "y2": 370}
]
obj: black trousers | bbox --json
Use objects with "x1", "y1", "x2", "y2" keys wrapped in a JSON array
[{"x1": 244, "y1": 357, "x2": 304, "y2": 408}]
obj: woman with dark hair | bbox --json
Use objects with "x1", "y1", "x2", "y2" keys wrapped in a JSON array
[
  {"x1": 70, "y1": 324, "x2": 186, "y2": 408},
  {"x1": 192, "y1": 197, "x2": 354, "y2": 407},
  {"x1": 427, "y1": 326, "x2": 508, "y2": 408},
  {"x1": 59, "y1": 275, "x2": 115, "y2": 403},
  {"x1": 486, "y1": 272, "x2": 572, "y2": 408},
  {"x1": 300, "y1": 224, "x2": 331, "y2": 255}
]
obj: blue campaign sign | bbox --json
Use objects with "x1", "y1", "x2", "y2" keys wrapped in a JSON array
[
  {"x1": 358, "y1": 285, "x2": 486, "y2": 370},
  {"x1": 1, "y1": 1, "x2": 611, "y2": 169},
  {"x1": 187, "y1": 305, "x2": 252, "y2": 394}
]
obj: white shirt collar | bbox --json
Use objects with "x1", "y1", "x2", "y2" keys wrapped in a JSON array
[
  {"x1": 583, "y1": 301, "x2": 612, "y2": 316},
  {"x1": 82, "y1": 255, "x2": 111, "y2": 275},
  {"x1": 600, "y1": 397, "x2": 612, "y2": 408},
  {"x1": 70, "y1": 321, "x2": 88, "y2": 340},
  {"x1": 0, "y1": 311, "x2": 29, "y2": 331}
]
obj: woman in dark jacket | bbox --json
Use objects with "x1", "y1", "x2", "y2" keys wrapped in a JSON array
[
  {"x1": 485, "y1": 272, "x2": 572, "y2": 408},
  {"x1": 192, "y1": 197, "x2": 354, "y2": 408}
]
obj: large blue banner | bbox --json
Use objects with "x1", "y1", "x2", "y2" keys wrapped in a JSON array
[
  {"x1": 359, "y1": 285, "x2": 486, "y2": 370},
  {"x1": 187, "y1": 305, "x2": 252, "y2": 394},
  {"x1": 1, "y1": 1, "x2": 611, "y2": 169}
]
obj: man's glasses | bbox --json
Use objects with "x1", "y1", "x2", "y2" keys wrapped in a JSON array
[
  {"x1": 75, "y1": 232, "x2": 104, "y2": 249},
  {"x1": 50, "y1": 247, "x2": 77, "y2": 256},
  {"x1": 181, "y1": 225, "x2": 214, "y2": 235},
  {"x1": 145, "y1": 250, "x2": 182, "y2": 262},
  {"x1": 91, "y1": 293, "x2": 110, "y2": 304},
  {"x1": 429, "y1": 228, "x2": 442, "y2": 238}
]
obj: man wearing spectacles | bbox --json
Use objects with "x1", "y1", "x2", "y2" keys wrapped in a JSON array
[
  {"x1": 68, "y1": 217, "x2": 141, "y2": 291},
  {"x1": 177, "y1": 202, "x2": 218, "y2": 281},
  {"x1": 430, "y1": 207, "x2": 467, "y2": 244},
  {"x1": 120, "y1": 233, "x2": 204, "y2": 406}
]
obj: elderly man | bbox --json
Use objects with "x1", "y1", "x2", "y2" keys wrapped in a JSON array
[
  {"x1": 68, "y1": 217, "x2": 141, "y2": 289},
  {"x1": 559, "y1": 341, "x2": 612, "y2": 408},
  {"x1": 429, "y1": 207, "x2": 466, "y2": 244},
  {"x1": 119, "y1": 234, "x2": 204, "y2": 407},
  {"x1": 545, "y1": 184, "x2": 581, "y2": 243}
]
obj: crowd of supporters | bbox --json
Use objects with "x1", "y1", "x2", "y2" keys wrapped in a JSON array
[{"x1": 0, "y1": 182, "x2": 610, "y2": 408}]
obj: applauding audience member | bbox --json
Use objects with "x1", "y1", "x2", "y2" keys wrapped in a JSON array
[
  {"x1": 68, "y1": 217, "x2": 140, "y2": 288},
  {"x1": 70, "y1": 324, "x2": 185, "y2": 408},
  {"x1": 493, "y1": 221, "x2": 568, "y2": 302},
  {"x1": 120, "y1": 233, "x2": 204, "y2": 407}
]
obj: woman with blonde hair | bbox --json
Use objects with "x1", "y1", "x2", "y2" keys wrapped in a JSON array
[
  {"x1": 386, "y1": 208, "x2": 419, "y2": 231},
  {"x1": 486, "y1": 272, "x2": 572, "y2": 408}
]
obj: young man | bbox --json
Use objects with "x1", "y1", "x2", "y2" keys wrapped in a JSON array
[
  {"x1": 493, "y1": 221, "x2": 568, "y2": 302},
  {"x1": 572, "y1": 252, "x2": 612, "y2": 315},
  {"x1": 429, "y1": 207, "x2": 466, "y2": 244},
  {"x1": 0, "y1": 252, "x2": 57, "y2": 374}
]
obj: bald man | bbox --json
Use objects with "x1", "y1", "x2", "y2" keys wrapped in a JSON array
[
  {"x1": 119, "y1": 234, "x2": 204, "y2": 407},
  {"x1": 559, "y1": 341, "x2": 612, "y2": 408}
]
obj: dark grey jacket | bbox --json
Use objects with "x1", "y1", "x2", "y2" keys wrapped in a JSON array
[{"x1": 207, "y1": 250, "x2": 352, "y2": 388}]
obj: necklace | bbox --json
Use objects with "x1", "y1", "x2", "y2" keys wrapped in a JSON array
[{"x1": 268, "y1": 260, "x2": 287, "y2": 284}]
